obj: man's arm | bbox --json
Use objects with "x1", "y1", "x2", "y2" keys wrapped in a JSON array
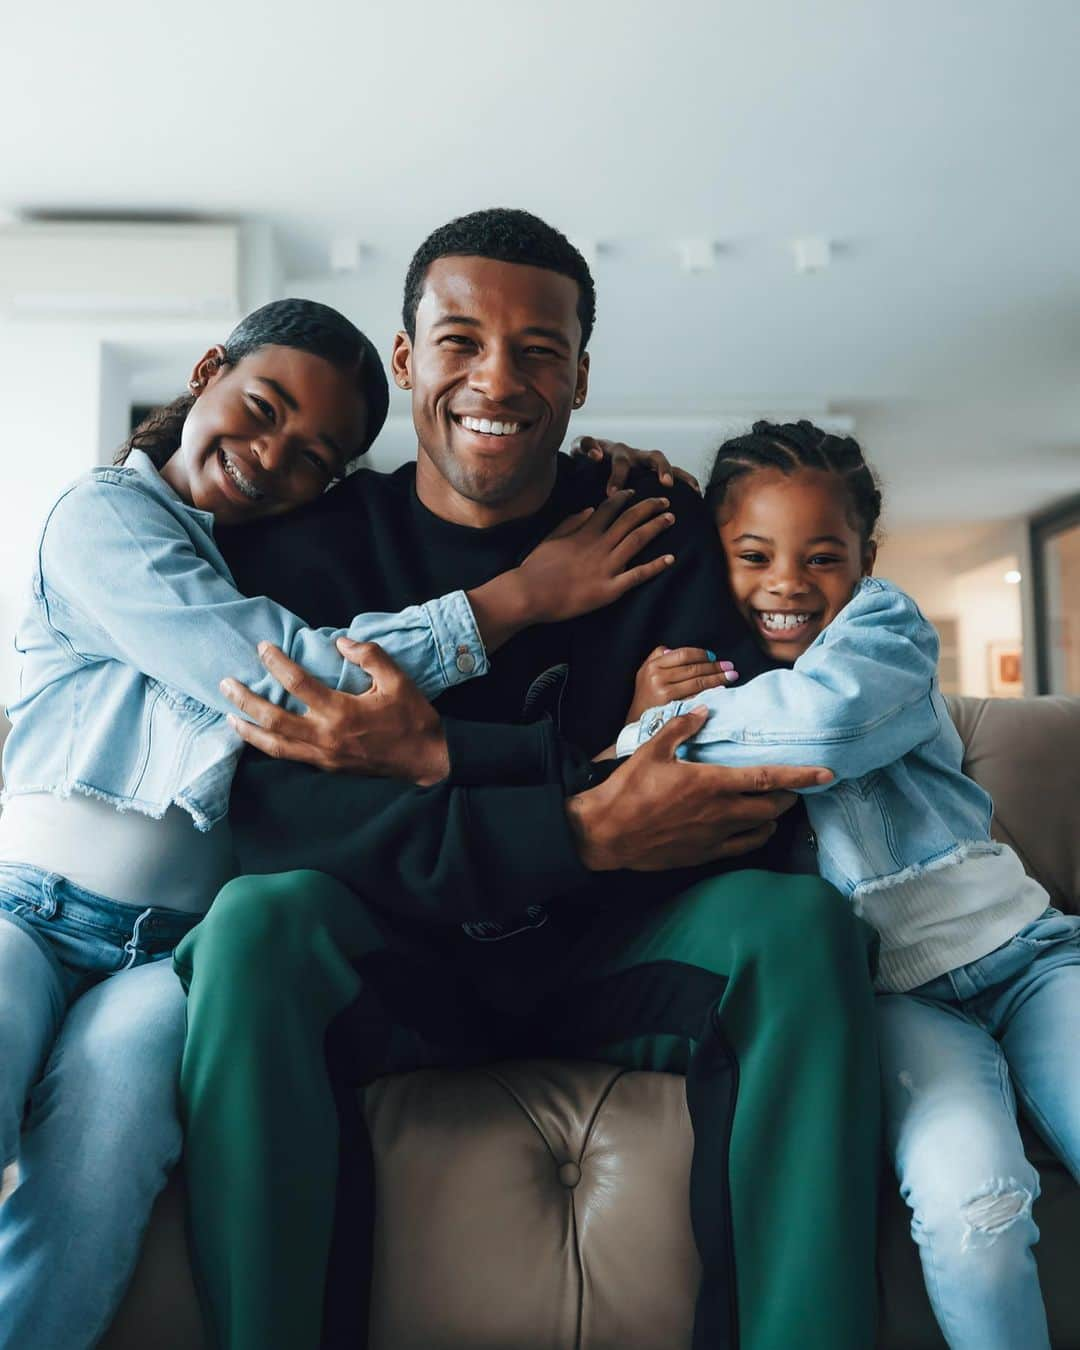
[{"x1": 228, "y1": 698, "x2": 828, "y2": 925}]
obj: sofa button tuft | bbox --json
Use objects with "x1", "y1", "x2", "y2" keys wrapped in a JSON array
[{"x1": 557, "y1": 1161, "x2": 581, "y2": 1188}]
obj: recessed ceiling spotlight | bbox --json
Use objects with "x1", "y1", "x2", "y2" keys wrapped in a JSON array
[
  {"x1": 679, "y1": 240, "x2": 716, "y2": 273},
  {"x1": 793, "y1": 237, "x2": 832, "y2": 274},
  {"x1": 329, "y1": 235, "x2": 368, "y2": 273},
  {"x1": 572, "y1": 238, "x2": 609, "y2": 267}
]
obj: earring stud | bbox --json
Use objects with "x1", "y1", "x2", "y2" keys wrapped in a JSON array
[{"x1": 188, "y1": 379, "x2": 202, "y2": 391}]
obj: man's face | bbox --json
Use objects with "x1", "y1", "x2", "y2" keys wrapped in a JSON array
[{"x1": 393, "y1": 255, "x2": 589, "y2": 523}]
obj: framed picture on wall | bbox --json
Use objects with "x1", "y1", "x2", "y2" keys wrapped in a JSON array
[{"x1": 988, "y1": 641, "x2": 1024, "y2": 697}]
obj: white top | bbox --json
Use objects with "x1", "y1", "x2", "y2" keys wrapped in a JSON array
[
  {"x1": 0, "y1": 791, "x2": 236, "y2": 915},
  {"x1": 858, "y1": 844, "x2": 1047, "y2": 993}
]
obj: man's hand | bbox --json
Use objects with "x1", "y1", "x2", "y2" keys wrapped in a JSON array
[
  {"x1": 518, "y1": 491, "x2": 678, "y2": 623},
  {"x1": 571, "y1": 435, "x2": 702, "y2": 496},
  {"x1": 220, "y1": 640, "x2": 449, "y2": 786},
  {"x1": 566, "y1": 708, "x2": 831, "y2": 871},
  {"x1": 466, "y1": 491, "x2": 676, "y2": 651},
  {"x1": 628, "y1": 645, "x2": 739, "y2": 721}
]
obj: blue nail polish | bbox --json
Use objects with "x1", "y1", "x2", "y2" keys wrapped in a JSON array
[{"x1": 706, "y1": 650, "x2": 717, "y2": 663}]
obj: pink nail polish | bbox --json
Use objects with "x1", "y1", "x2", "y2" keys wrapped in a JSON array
[
  {"x1": 725, "y1": 670, "x2": 740, "y2": 682},
  {"x1": 719, "y1": 661, "x2": 735, "y2": 671}
]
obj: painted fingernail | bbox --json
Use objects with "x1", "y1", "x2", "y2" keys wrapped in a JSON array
[
  {"x1": 725, "y1": 670, "x2": 740, "y2": 682},
  {"x1": 663, "y1": 554, "x2": 675, "y2": 564},
  {"x1": 219, "y1": 678, "x2": 235, "y2": 694},
  {"x1": 705, "y1": 650, "x2": 717, "y2": 662},
  {"x1": 663, "y1": 648, "x2": 673, "y2": 654},
  {"x1": 718, "y1": 660, "x2": 735, "y2": 670}
]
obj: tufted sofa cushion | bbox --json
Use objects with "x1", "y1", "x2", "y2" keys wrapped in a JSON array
[{"x1": 365, "y1": 1061, "x2": 700, "y2": 1350}]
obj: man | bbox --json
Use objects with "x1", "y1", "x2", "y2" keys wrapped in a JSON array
[{"x1": 175, "y1": 209, "x2": 879, "y2": 1350}]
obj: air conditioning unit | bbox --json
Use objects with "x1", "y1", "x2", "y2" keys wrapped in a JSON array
[{"x1": 0, "y1": 221, "x2": 240, "y2": 317}]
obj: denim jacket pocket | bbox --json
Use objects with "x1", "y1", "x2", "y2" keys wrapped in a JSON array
[{"x1": 830, "y1": 773, "x2": 904, "y2": 877}]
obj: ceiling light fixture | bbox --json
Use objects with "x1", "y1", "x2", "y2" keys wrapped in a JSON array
[
  {"x1": 678, "y1": 240, "x2": 716, "y2": 273},
  {"x1": 792, "y1": 237, "x2": 832, "y2": 274}
]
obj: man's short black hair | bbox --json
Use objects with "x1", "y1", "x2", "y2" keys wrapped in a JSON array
[{"x1": 402, "y1": 208, "x2": 596, "y2": 352}]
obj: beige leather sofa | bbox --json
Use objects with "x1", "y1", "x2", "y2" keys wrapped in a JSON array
[{"x1": 16, "y1": 695, "x2": 1080, "y2": 1348}]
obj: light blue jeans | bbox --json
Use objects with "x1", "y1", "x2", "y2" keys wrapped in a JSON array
[
  {"x1": 0, "y1": 862, "x2": 194, "y2": 1350},
  {"x1": 877, "y1": 905, "x2": 1080, "y2": 1350}
]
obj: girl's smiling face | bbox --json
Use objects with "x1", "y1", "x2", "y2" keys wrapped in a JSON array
[
  {"x1": 162, "y1": 344, "x2": 366, "y2": 526},
  {"x1": 718, "y1": 467, "x2": 877, "y2": 662}
]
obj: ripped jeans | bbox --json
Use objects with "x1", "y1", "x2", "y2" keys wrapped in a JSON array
[{"x1": 877, "y1": 906, "x2": 1080, "y2": 1350}]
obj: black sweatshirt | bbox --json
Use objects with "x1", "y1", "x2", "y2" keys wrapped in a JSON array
[{"x1": 216, "y1": 454, "x2": 799, "y2": 935}]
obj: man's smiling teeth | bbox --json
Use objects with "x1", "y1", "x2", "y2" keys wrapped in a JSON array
[
  {"x1": 219, "y1": 448, "x2": 264, "y2": 501},
  {"x1": 459, "y1": 415, "x2": 523, "y2": 436},
  {"x1": 758, "y1": 611, "x2": 813, "y2": 631}
]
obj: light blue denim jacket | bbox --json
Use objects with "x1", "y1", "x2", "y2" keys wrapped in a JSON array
[
  {"x1": 617, "y1": 577, "x2": 995, "y2": 899},
  {"x1": 2, "y1": 450, "x2": 488, "y2": 830}
]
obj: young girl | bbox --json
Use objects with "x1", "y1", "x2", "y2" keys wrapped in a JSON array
[
  {"x1": 617, "y1": 420, "x2": 1079, "y2": 1350},
  {"x1": 0, "y1": 297, "x2": 675, "y2": 1350}
]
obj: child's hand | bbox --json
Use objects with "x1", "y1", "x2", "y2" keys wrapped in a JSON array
[
  {"x1": 517, "y1": 491, "x2": 676, "y2": 624},
  {"x1": 628, "y1": 646, "x2": 739, "y2": 721},
  {"x1": 571, "y1": 435, "x2": 702, "y2": 497}
]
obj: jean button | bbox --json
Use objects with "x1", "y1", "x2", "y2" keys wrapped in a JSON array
[{"x1": 455, "y1": 649, "x2": 476, "y2": 675}]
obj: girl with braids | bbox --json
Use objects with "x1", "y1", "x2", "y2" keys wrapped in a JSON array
[
  {"x1": 0, "y1": 297, "x2": 676, "y2": 1349},
  {"x1": 616, "y1": 419, "x2": 1079, "y2": 1350}
]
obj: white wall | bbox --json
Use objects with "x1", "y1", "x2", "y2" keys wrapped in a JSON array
[
  {"x1": 876, "y1": 525, "x2": 1026, "y2": 697},
  {"x1": 954, "y1": 556, "x2": 1024, "y2": 697},
  {"x1": 0, "y1": 322, "x2": 103, "y2": 701}
]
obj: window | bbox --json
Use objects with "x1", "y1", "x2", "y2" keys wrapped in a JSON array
[{"x1": 1031, "y1": 495, "x2": 1080, "y2": 695}]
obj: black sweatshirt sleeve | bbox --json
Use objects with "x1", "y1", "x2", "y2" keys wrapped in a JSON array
[
  {"x1": 228, "y1": 750, "x2": 591, "y2": 926},
  {"x1": 443, "y1": 716, "x2": 594, "y2": 792}
]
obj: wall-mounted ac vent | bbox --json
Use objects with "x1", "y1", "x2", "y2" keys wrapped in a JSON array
[{"x1": 0, "y1": 221, "x2": 240, "y2": 317}]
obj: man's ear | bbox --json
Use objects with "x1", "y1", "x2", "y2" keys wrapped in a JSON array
[
  {"x1": 573, "y1": 352, "x2": 590, "y2": 410},
  {"x1": 863, "y1": 540, "x2": 878, "y2": 576},
  {"x1": 188, "y1": 345, "x2": 229, "y2": 392},
  {"x1": 390, "y1": 332, "x2": 413, "y2": 391}
]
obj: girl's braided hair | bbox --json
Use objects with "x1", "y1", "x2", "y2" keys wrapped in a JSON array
[
  {"x1": 705, "y1": 419, "x2": 883, "y2": 543},
  {"x1": 115, "y1": 298, "x2": 390, "y2": 471}
]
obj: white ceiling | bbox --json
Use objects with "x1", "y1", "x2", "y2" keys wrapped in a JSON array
[{"x1": 3, "y1": 0, "x2": 1079, "y2": 525}]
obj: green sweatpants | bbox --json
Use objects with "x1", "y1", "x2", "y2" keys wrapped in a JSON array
[{"x1": 174, "y1": 868, "x2": 879, "y2": 1350}]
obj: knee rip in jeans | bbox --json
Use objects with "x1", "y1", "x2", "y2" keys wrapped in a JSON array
[
  {"x1": 959, "y1": 1180, "x2": 1034, "y2": 1253},
  {"x1": 0, "y1": 1160, "x2": 19, "y2": 1205}
]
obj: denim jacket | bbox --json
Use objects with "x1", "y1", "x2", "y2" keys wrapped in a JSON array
[
  {"x1": 2, "y1": 451, "x2": 488, "y2": 830},
  {"x1": 616, "y1": 577, "x2": 996, "y2": 900}
]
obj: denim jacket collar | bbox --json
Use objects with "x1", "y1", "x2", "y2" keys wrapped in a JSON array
[{"x1": 123, "y1": 450, "x2": 216, "y2": 532}]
